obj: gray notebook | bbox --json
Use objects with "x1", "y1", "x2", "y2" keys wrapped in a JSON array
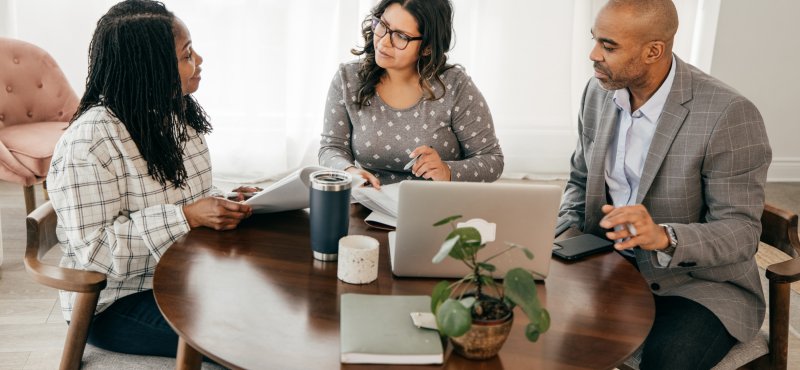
[{"x1": 340, "y1": 294, "x2": 443, "y2": 364}]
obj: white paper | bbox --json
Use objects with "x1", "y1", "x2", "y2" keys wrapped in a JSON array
[
  {"x1": 243, "y1": 166, "x2": 365, "y2": 214},
  {"x1": 365, "y1": 210, "x2": 398, "y2": 228},
  {"x1": 352, "y1": 183, "x2": 400, "y2": 218}
]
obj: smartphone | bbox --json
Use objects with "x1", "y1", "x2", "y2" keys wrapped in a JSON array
[{"x1": 552, "y1": 234, "x2": 614, "y2": 261}]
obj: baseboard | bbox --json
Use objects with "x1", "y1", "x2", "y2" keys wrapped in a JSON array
[{"x1": 768, "y1": 157, "x2": 800, "y2": 182}]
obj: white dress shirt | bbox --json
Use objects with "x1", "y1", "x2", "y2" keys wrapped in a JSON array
[{"x1": 605, "y1": 55, "x2": 676, "y2": 265}]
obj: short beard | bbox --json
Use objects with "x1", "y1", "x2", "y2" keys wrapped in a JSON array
[{"x1": 595, "y1": 57, "x2": 647, "y2": 91}]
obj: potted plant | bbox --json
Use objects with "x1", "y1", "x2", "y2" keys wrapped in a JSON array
[{"x1": 430, "y1": 215, "x2": 550, "y2": 360}]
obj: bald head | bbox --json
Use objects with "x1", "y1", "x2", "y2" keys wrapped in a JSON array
[
  {"x1": 602, "y1": 0, "x2": 679, "y2": 47},
  {"x1": 590, "y1": 0, "x2": 679, "y2": 92}
]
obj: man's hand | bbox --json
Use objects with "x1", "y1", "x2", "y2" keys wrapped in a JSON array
[
  {"x1": 600, "y1": 204, "x2": 669, "y2": 251},
  {"x1": 410, "y1": 146, "x2": 451, "y2": 181},
  {"x1": 182, "y1": 197, "x2": 252, "y2": 231}
]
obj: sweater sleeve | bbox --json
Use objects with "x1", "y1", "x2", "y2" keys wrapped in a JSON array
[
  {"x1": 318, "y1": 65, "x2": 356, "y2": 171},
  {"x1": 443, "y1": 71, "x2": 504, "y2": 182}
]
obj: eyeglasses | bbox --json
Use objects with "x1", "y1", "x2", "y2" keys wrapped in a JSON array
[{"x1": 371, "y1": 18, "x2": 422, "y2": 50}]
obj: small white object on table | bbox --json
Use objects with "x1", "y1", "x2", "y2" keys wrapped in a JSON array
[{"x1": 337, "y1": 235, "x2": 379, "y2": 284}]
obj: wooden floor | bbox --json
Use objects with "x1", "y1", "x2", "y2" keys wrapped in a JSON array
[{"x1": 0, "y1": 179, "x2": 799, "y2": 369}]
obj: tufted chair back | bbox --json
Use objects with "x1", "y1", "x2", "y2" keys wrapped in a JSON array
[{"x1": 0, "y1": 37, "x2": 78, "y2": 127}]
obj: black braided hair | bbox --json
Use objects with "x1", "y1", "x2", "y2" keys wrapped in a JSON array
[{"x1": 71, "y1": 0, "x2": 211, "y2": 188}]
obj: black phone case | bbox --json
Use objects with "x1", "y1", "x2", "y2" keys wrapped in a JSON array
[{"x1": 552, "y1": 234, "x2": 614, "y2": 261}]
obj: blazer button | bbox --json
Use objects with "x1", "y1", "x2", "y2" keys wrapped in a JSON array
[{"x1": 650, "y1": 283, "x2": 660, "y2": 291}]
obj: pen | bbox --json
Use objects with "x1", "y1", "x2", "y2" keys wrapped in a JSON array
[{"x1": 403, "y1": 146, "x2": 434, "y2": 171}]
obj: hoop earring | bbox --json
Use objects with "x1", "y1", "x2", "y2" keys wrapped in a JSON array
[{"x1": 417, "y1": 58, "x2": 422, "y2": 77}]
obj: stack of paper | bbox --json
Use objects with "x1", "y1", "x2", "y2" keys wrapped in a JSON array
[
  {"x1": 244, "y1": 166, "x2": 365, "y2": 214},
  {"x1": 351, "y1": 183, "x2": 400, "y2": 228}
]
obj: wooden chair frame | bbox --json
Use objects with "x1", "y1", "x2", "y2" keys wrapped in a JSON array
[
  {"x1": 24, "y1": 201, "x2": 106, "y2": 370},
  {"x1": 746, "y1": 203, "x2": 800, "y2": 370},
  {"x1": 24, "y1": 181, "x2": 50, "y2": 216}
]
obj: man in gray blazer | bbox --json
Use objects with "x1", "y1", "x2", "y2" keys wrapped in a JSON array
[{"x1": 559, "y1": 1, "x2": 771, "y2": 369}]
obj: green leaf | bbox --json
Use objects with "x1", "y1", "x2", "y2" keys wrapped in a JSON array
[
  {"x1": 448, "y1": 227, "x2": 482, "y2": 261},
  {"x1": 504, "y1": 268, "x2": 544, "y2": 330},
  {"x1": 538, "y1": 309, "x2": 551, "y2": 333},
  {"x1": 479, "y1": 274, "x2": 496, "y2": 291},
  {"x1": 433, "y1": 215, "x2": 462, "y2": 226},
  {"x1": 505, "y1": 242, "x2": 534, "y2": 259},
  {"x1": 477, "y1": 262, "x2": 496, "y2": 272},
  {"x1": 433, "y1": 235, "x2": 460, "y2": 263},
  {"x1": 459, "y1": 297, "x2": 476, "y2": 309},
  {"x1": 437, "y1": 299, "x2": 472, "y2": 338},
  {"x1": 503, "y1": 296, "x2": 517, "y2": 310},
  {"x1": 525, "y1": 323, "x2": 541, "y2": 342},
  {"x1": 431, "y1": 281, "x2": 452, "y2": 314}
]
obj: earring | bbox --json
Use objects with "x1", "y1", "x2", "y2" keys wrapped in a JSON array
[{"x1": 417, "y1": 58, "x2": 422, "y2": 77}]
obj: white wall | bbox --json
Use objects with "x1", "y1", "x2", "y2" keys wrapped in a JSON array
[{"x1": 710, "y1": 0, "x2": 800, "y2": 181}]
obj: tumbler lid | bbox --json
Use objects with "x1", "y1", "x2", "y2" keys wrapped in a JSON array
[{"x1": 310, "y1": 170, "x2": 352, "y2": 191}]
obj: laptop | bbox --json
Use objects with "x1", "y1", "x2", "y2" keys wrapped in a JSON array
[{"x1": 388, "y1": 181, "x2": 561, "y2": 280}]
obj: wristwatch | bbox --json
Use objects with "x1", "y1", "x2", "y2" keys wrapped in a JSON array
[{"x1": 659, "y1": 223, "x2": 678, "y2": 254}]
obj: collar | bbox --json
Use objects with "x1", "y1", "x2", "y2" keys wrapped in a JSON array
[{"x1": 612, "y1": 54, "x2": 677, "y2": 121}]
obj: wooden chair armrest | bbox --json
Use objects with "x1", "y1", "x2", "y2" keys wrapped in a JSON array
[
  {"x1": 24, "y1": 256, "x2": 107, "y2": 293},
  {"x1": 765, "y1": 257, "x2": 800, "y2": 284}
]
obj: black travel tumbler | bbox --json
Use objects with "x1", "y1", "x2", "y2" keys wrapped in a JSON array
[{"x1": 309, "y1": 170, "x2": 352, "y2": 261}]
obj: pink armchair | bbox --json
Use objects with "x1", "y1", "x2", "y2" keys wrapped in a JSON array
[{"x1": 0, "y1": 37, "x2": 79, "y2": 215}]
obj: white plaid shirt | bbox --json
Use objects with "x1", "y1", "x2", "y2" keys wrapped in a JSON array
[{"x1": 47, "y1": 106, "x2": 220, "y2": 321}]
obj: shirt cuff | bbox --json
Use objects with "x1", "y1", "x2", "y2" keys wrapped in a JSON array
[{"x1": 655, "y1": 250, "x2": 673, "y2": 267}]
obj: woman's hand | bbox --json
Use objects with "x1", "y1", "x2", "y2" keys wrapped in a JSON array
[
  {"x1": 182, "y1": 197, "x2": 252, "y2": 231},
  {"x1": 410, "y1": 146, "x2": 451, "y2": 181},
  {"x1": 345, "y1": 167, "x2": 381, "y2": 190}
]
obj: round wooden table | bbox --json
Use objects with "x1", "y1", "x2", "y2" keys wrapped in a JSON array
[{"x1": 153, "y1": 205, "x2": 655, "y2": 370}]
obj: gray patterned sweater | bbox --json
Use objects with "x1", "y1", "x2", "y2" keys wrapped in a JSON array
[{"x1": 319, "y1": 60, "x2": 504, "y2": 185}]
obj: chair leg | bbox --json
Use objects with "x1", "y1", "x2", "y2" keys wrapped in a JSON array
[
  {"x1": 43, "y1": 181, "x2": 50, "y2": 201},
  {"x1": 59, "y1": 292, "x2": 99, "y2": 370},
  {"x1": 23, "y1": 185, "x2": 36, "y2": 215},
  {"x1": 176, "y1": 336, "x2": 202, "y2": 370},
  {"x1": 769, "y1": 281, "x2": 790, "y2": 370}
]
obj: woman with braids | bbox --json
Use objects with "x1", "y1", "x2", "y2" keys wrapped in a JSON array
[
  {"x1": 46, "y1": 0, "x2": 249, "y2": 357},
  {"x1": 319, "y1": 0, "x2": 503, "y2": 188}
]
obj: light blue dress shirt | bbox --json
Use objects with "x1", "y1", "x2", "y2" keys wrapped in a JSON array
[{"x1": 605, "y1": 55, "x2": 676, "y2": 265}]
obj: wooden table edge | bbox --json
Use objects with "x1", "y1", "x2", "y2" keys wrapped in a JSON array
[{"x1": 154, "y1": 222, "x2": 655, "y2": 370}]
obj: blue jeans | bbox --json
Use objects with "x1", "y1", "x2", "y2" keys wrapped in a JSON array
[{"x1": 71, "y1": 290, "x2": 216, "y2": 363}]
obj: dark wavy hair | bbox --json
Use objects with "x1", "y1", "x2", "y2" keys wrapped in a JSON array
[
  {"x1": 71, "y1": 0, "x2": 211, "y2": 188},
  {"x1": 351, "y1": 0, "x2": 456, "y2": 110}
]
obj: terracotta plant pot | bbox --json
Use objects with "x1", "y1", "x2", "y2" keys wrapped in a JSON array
[{"x1": 449, "y1": 310, "x2": 514, "y2": 360}]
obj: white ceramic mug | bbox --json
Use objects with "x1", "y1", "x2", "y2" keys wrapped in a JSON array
[{"x1": 337, "y1": 235, "x2": 379, "y2": 284}]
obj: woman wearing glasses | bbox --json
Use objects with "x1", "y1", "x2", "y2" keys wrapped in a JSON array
[{"x1": 319, "y1": 0, "x2": 503, "y2": 188}]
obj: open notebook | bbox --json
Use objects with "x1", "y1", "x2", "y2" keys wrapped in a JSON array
[{"x1": 351, "y1": 183, "x2": 400, "y2": 229}]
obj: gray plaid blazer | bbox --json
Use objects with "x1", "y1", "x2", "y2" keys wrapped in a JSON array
[{"x1": 559, "y1": 55, "x2": 771, "y2": 342}]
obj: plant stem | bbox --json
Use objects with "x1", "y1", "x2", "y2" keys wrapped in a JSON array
[
  {"x1": 482, "y1": 246, "x2": 516, "y2": 264},
  {"x1": 474, "y1": 255, "x2": 483, "y2": 301},
  {"x1": 457, "y1": 280, "x2": 471, "y2": 301}
]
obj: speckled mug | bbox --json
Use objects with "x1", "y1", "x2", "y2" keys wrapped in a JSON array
[{"x1": 337, "y1": 235, "x2": 379, "y2": 284}]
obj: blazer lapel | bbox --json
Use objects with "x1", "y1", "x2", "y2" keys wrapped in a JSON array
[
  {"x1": 584, "y1": 91, "x2": 618, "y2": 236},
  {"x1": 635, "y1": 55, "x2": 693, "y2": 204}
]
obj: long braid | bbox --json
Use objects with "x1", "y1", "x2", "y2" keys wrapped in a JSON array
[{"x1": 71, "y1": 0, "x2": 211, "y2": 188}]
